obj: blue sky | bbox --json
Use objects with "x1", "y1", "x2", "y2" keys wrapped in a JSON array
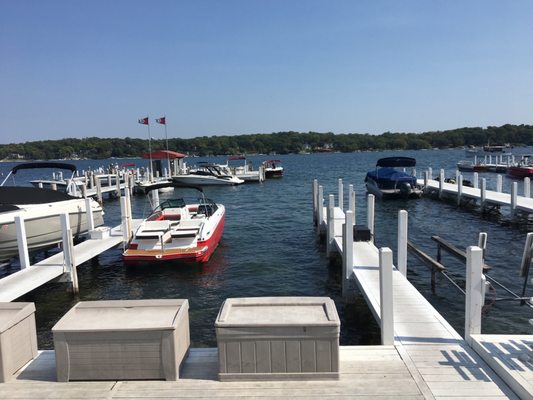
[{"x1": 1, "y1": 1, "x2": 532, "y2": 144}]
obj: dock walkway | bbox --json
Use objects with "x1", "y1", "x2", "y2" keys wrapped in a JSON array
[
  {"x1": 0, "y1": 220, "x2": 142, "y2": 302},
  {"x1": 318, "y1": 197, "x2": 520, "y2": 399},
  {"x1": 419, "y1": 177, "x2": 533, "y2": 214},
  {"x1": 0, "y1": 347, "x2": 433, "y2": 399}
]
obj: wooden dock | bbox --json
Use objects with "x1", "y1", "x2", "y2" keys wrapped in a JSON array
[
  {"x1": 312, "y1": 178, "x2": 531, "y2": 399},
  {"x1": 0, "y1": 347, "x2": 436, "y2": 399}
]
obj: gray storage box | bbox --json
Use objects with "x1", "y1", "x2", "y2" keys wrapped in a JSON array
[
  {"x1": 52, "y1": 299, "x2": 190, "y2": 381},
  {"x1": 0, "y1": 302, "x2": 38, "y2": 382},
  {"x1": 215, "y1": 297, "x2": 340, "y2": 381}
]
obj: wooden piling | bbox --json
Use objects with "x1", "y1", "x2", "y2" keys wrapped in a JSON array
[
  {"x1": 367, "y1": 194, "x2": 375, "y2": 243},
  {"x1": 342, "y1": 210, "x2": 353, "y2": 299},
  {"x1": 326, "y1": 194, "x2": 335, "y2": 257},
  {"x1": 397, "y1": 210, "x2": 408, "y2": 277},
  {"x1": 338, "y1": 179, "x2": 343, "y2": 210},
  {"x1": 465, "y1": 246, "x2": 483, "y2": 345}
]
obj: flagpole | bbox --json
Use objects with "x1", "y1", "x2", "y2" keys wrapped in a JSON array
[
  {"x1": 164, "y1": 115, "x2": 171, "y2": 176},
  {"x1": 147, "y1": 115, "x2": 153, "y2": 180}
]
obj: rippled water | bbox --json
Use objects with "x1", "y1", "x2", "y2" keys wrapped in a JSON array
[{"x1": 2, "y1": 147, "x2": 533, "y2": 348}]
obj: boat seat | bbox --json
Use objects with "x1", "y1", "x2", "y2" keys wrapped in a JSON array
[{"x1": 170, "y1": 230, "x2": 198, "y2": 238}]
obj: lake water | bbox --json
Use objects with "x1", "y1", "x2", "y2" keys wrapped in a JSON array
[{"x1": 1, "y1": 147, "x2": 533, "y2": 348}]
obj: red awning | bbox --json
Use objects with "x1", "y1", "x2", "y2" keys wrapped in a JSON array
[{"x1": 142, "y1": 150, "x2": 186, "y2": 159}]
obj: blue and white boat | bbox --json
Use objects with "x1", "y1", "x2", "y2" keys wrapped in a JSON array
[{"x1": 365, "y1": 157, "x2": 422, "y2": 199}]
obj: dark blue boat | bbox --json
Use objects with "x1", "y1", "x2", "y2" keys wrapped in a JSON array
[{"x1": 365, "y1": 157, "x2": 422, "y2": 199}]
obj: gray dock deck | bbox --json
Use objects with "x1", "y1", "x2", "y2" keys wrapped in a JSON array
[{"x1": 0, "y1": 346, "x2": 457, "y2": 399}]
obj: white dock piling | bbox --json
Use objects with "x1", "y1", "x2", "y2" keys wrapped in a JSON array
[
  {"x1": 115, "y1": 173, "x2": 121, "y2": 196},
  {"x1": 457, "y1": 174, "x2": 463, "y2": 205},
  {"x1": 96, "y1": 178, "x2": 102, "y2": 203},
  {"x1": 511, "y1": 182, "x2": 518, "y2": 217},
  {"x1": 524, "y1": 177, "x2": 531, "y2": 198},
  {"x1": 326, "y1": 194, "x2": 335, "y2": 257},
  {"x1": 397, "y1": 210, "x2": 408, "y2": 277},
  {"x1": 379, "y1": 247, "x2": 394, "y2": 346},
  {"x1": 14, "y1": 216, "x2": 30, "y2": 270},
  {"x1": 338, "y1": 179, "x2": 343, "y2": 210},
  {"x1": 107, "y1": 175, "x2": 112, "y2": 188},
  {"x1": 480, "y1": 178, "x2": 487, "y2": 210},
  {"x1": 439, "y1": 169, "x2": 444, "y2": 199},
  {"x1": 428, "y1": 167, "x2": 433, "y2": 179},
  {"x1": 465, "y1": 246, "x2": 483, "y2": 345},
  {"x1": 473, "y1": 172, "x2": 479, "y2": 189},
  {"x1": 312, "y1": 179, "x2": 318, "y2": 225},
  {"x1": 348, "y1": 184, "x2": 355, "y2": 225},
  {"x1": 342, "y1": 210, "x2": 354, "y2": 298},
  {"x1": 85, "y1": 198, "x2": 95, "y2": 232},
  {"x1": 51, "y1": 182, "x2": 57, "y2": 191},
  {"x1": 60, "y1": 212, "x2": 78, "y2": 294},
  {"x1": 317, "y1": 185, "x2": 324, "y2": 235},
  {"x1": 367, "y1": 194, "x2": 375, "y2": 243},
  {"x1": 120, "y1": 197, "x2": 130, "y2": 245},
  {"x1": 423, "y1": 171, "x2": 428, "y2": 188},
  {"x1": 496, "y1": 175, "x2": 503, "y2": 193}
]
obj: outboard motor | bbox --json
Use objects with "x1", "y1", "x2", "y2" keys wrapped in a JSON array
[{"x1": 399, "y1": 182, "x2": 413, "y2": 197}]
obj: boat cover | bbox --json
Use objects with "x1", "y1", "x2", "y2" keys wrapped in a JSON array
[
  {"x1": 376, "y1": 157, "x2": 416, "y2": 168},
  {"x1": 10, "y1": 162, "x2": 77, "y2": 174},
  {"x1": 0, "y1": 187, "x2": 78, "y2": 205},
  {"x1": 366, "y1": 168, "x2": 417, "y2": 189}
]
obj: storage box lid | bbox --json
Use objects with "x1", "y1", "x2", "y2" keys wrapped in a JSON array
[
  {"x1": 0, "y1": 302, "x2": 36, "y2": 333},
  {"x1": 215, "y1": 297, "x2": 339, "y2": 327},
  {"x1": 52, "y1": 299, "x2": 188, "y2": 332}
]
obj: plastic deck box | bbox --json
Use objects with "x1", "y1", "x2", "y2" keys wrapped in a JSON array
[
  {"x1": 52, "y1": 299, "x2": 190, "y2": 381},
  {"x1": 215, "y1": 297, "x2": 340, "y2": 381},
  {"x1": 0, "y1": 302, "x2": 38, "y2": 382}
]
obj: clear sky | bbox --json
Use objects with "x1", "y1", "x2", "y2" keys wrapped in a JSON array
[{"x1": 1, "y1": 0, "x2": 532, "y2": 144}]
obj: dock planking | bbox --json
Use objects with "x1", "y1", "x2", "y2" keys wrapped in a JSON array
[{"x1": 2, "y1": 347, "x2": 426, "y2": 399}]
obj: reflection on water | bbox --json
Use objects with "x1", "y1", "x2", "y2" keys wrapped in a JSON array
[{"x1": 1, "y1": 148, "x2": 533, "y2": 348}]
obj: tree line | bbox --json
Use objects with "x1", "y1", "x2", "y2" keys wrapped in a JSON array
[{"x1": 1, "y1": 124, "x2": 532, "y2": 160}]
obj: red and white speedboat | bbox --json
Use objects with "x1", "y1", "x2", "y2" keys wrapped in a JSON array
[
  {"x1": 507, "y1": 156, "x2": 533, "y2": 179},
  {"x1": 123, "y1": 183, "x2": 225, "y2": 263}
]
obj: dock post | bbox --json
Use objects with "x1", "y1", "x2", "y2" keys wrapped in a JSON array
[
  {"x1": 511, "y1": 182, "x2": 518, "y2": 217},
  {"x1": 338, "y1": 179, "x2": 343, "y2": 210},
  {"x1": 480, "y1": 178, "x2": 487, "y2": 211},
  {"x1": 397, "y1": 210, "x2": 408, "y2": 277},
  {"x1": 342, "y1": 210, "x2": 354, "y2": 299},
  {"x1": 367, "y1": 194, "x2": 375, "y2": 243},
  {"x1": 14, "y1": 216, "x2": 30, "y2": 270},
  {"x1": 107, "y1": 175, "x2": 112, "y2": 189},
  {"x1": 51, "y1": 182, "x2": 57, "y2": 191},
  {"x1": 478, "y1": 232, "x2": 487, "y2": 270},
  {"x1": 312, "y1": 179, "x2": 318, "y2": 225},
  {"x1": 348, "y1": 184, "x2": 356, "y2": 225},
  {"x1": 81, "y1": 183, "x2": 87, "y2": 198},
  {"x1": 96, "y1": 178, "x2": 102, "y2": 204},
  {"x1": 85, "y1": 198, "x2": 95, "y2": 232},
  {"x1": 524, "y1": 177, "x2": 531, "y2": 198},
  {"x1": 439, "y1": 169, "x2": 444, "y2": 199},
  {"x1": 317, "y1": 185, "x2": 324, "y2": 235},
  {"x1": 115, "y1": 173, "x2": 121, "y2": 197},
  {"x1": 473, "y1": 172, "x2": 479, "y2": 189},
  {"x1": 457, "y1": 174, "x2": 463, "y2": 206},
  {"x1": 465, "y1": 246, "x2": 483, "y2": 345},
  {"x1": 496, "y1": 174, "x2": 503, "y2": 193},
  {"x1": 379, "y1": 247, "x2": 394, "y2": 345},
  {"x1": 428, "y1": 167, "x2": 433, "y2": 179},
  {"x1": 326, "y1": 194, "x2": 335, "y2": 257},
  {"x1": 120, "y1": 197, "x2": 130, "y2": 245},
  {"x1": 125, "y1": 184, "x2": 132, "y2": 237},
  {"x1": 423, "y1": 171, "x2": 428, "y2": 188},
  {"x1": 60, "y1": 212, "x2": 78, "y2": 294},
  {"x1": 151, "y1": 187, "x2": 160, "y2": 209}
]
